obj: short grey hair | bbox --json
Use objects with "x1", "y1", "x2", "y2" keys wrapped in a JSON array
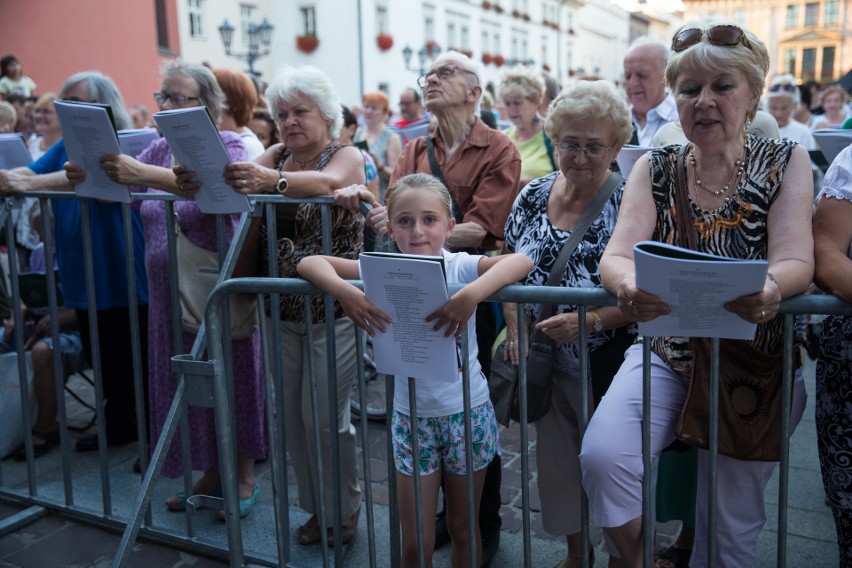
[
  {"x1": 429, "y1": 51, "x2": 483, "y2": 114},
  {"x1": 545, "y1": 80, "x2": 633, "y2": 147},
  {"x1": 626, "y1": 36, "x2": 670, "y2": 69},
  {"x1": 265, "y1": 65, "x2": 343, "y2": 139},
  {"x1": 61, "y1": 71, "x2": 132, "y2": 130},
  {"x1": 498, "y1": 67, "x2": 545, "y2": 103},
  {"x1": 666, "y1": 20, "x2": 769, "y2": 121},
  {"x1": 161, "y1": 60, "x2": 224, "y2": 122}
]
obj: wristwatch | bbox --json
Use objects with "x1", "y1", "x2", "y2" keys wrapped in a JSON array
[
  {"x1": 589, "y1": 310, "x2": 604, "y2": 333},
  {"x1": 274, "y1": 170, "x2": 289, "y2": 194}
]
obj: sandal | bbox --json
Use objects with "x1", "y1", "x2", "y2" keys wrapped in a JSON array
[
  {"x1": 165, "y1": 486, "x2": 223, "y2": 512},
  {"x1": 296, "y1": 508, "x2": 360, "y2": 546},
  {"x1": 655, "y1": 545, "x2": 691, "y2": 568},
  {"x1": 296, "y1": 515, "x2": 321, "y2": 545}
]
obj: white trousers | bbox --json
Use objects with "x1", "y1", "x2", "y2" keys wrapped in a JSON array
[{"x1": 580, "y1": 344, "x2": 806, "y2": 568}]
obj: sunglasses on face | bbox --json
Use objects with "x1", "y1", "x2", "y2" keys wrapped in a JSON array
[
  {"x1": 769, "y1": 84, "x2": 797, "y2": 93},
  {"x1": 671, "y1": 25, "x2": 752, "y2": 53}
]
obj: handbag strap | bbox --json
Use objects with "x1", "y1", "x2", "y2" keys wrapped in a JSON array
[
  {"x1": 426, "y1": 137, "x2": 464, "y2": 224},
  {"x1": 532, "y1": 171, "x2": 623, "y2": 340},
  {"x1": 673, "y1": 143, "x2": 698, "y2": 251}
]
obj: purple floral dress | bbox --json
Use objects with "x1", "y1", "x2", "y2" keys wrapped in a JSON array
[{"x1": 131, "y1": 134, "x2": 266, "y2": 478}]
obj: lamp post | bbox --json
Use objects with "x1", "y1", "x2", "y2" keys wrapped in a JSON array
[
  {"x1": 402, "y1": 42, "x2": 442, "y2": 75},
  {"x1": 218, "y1": 18, "x2": 274, "y2": 79}
]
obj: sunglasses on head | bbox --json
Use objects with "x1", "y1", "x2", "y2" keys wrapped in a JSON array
[
  {"x1": 671, "y1": 25, "x2": 752, "y2": 53},
  {"x1": 769, "y1": 83, "x2": 797, "y2": 93}
]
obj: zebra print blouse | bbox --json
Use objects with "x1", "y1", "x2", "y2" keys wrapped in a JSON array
[{"x1": 648, "y1": 135, "x2": 796, "y2": 376}]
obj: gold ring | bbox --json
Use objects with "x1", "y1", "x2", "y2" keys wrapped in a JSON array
[
  {"x1": 240, "y1": 179, "x2": 247, "y2": 188},
  {"x1": 761, "y1": 310, "x2": 765, "y2": 320}
]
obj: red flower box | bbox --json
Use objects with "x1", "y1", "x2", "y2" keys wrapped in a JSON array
[
  {"x1": 296, "y1": 35, "x2": 319, "y2": 54},
  {"x1": 377, "y1": 34, "x2": 394, "y2": 51},
  {"x1": 512, "y1": 8, "x2": 522, "y2": 17},
  {"x1": 494, "y1": 54, "x2": 506, "y2": 67},
  {"x1": 542, "y1": 63, "x2": 551, "y2": 72},
  {"x1": 482, "y1": 0, "x2": 492, "y2": 9},
  {"x1": 494, "y1": 4, "x2": 505, "y2": 13},
  {"x1": 482, "y1": 53, "x2": 494, "y2": 65},
  {"x1": 462, "y1": 49, "x2": 473, "y2": 58}
]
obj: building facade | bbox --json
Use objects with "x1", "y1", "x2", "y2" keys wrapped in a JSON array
[{"x1": 682, "y1": 0, "x2": 852, "y2": 84}]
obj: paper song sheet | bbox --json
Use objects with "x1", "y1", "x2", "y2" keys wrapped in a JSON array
[
  {"x1": 359, "y1": 252, "x2": 459, "y2": 382},
  {"x1": 633, "y1": 241, "x2": 767, "y2": 340},
  {"x1": 117, "y1": 128, "x2": 160, "y2": 159},
  {"x1": 616, "y1": 145, "x2": 654, "y2": 179},
  {"x1": 153, "y1": 107, "x2": 250, "y2": 214},
  {"x1": 0, "y1": 133, "x2": 32, "y2": 169},
  {"x1": 53, "y1": 101, "x2": 130, "y2": 203}
]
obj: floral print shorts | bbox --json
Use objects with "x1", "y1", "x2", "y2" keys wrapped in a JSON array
[{"x1": 391, "y1": 400, "x2": 500, "y2": 477}]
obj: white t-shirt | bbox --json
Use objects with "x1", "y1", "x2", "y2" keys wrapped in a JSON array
[
  {"x1": 779, "y1": 120, "x2": 817, "y2": 150},
  {"x1": 388, "y1": 249, "x2": 490, "y2": 417},
  {"x1": 239, "y1": 127, "x2": 266, "y2": 161},
  {"x1": 817, "y1": 145, "x2": 852, "y2": 257}
]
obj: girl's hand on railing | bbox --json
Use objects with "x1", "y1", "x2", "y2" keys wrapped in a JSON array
[
  {"x1": 172, "y1": 164, "x2": 202, "y2": 198},
  {"x1": 338, "y1": 287, "x2": 392, "y2": 337}
]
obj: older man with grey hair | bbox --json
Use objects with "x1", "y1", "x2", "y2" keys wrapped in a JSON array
[{"x1": 623, "y1": 36, "x2": 679, "y2": 146}]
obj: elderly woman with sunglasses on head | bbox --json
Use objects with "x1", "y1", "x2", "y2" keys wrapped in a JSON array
[
  {"x1": 579, "y1": 21, "x2": 814, "y2": 568},
  {"x1": 767, "y1": 74, "x2": 817, "y2": 150}
]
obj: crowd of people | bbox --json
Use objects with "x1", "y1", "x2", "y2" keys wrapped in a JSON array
[{"x1": 1, "y1": 18, "x2": 852, "y2": 568}]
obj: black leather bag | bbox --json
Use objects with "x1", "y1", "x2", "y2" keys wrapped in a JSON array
[{"x1": 489, "y1": 336, "x2": 554, "y2": 427}]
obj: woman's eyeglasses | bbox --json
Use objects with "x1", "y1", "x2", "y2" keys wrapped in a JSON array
[
  {"x1": 671, "y1": 25, "x2": 752, "y2": 53},
  {"x1": 556, "y1": 141, "x2": 613, "y2": 159},
  {"x1": 769, "y1": 84, "x2": 798, "y2": 93},
  {"x1": 153, "y1": 92, "x2": 200, "y2": 107}
]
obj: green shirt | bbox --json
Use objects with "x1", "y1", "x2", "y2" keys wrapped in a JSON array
[{"x1": 505, "y1": 126, "x2": 555, "y2": 181}]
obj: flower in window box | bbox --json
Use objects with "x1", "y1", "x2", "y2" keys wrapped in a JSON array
[
  {"x1": 494, "y1": 54, "x2": 506, "y2": 67},
  {"x1": 523, "y1": 13, "x2": 531, "y2": 21},
  {"x1": 377, "y1": 33, "x2": 394, "y2": 51},
  {"x1": 482, "y1": 53, "x2": 494, "y2": 65},
  {"x1": 542, "y1": 63, "x2": 551, "y2": 72},
  {"x1": 296, "y1": 34, "x2": 319, "y2": 54},
  {"x1": 494, "y1": 4, "x2": 505, "y2": 13},
  {"x1": 482, "y1": 0, "x2": 493, "y2": 9},
  {"x1": 512, "y1": 8, "x2": 522, "y2": 17}
]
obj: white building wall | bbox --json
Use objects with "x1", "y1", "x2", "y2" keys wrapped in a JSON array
[
  {"x1": 173, "y1": 0, "x2": 641, "y2": 110},
  {"x1": 176, "y1": 0, "x2": 275, "y2": 80}
]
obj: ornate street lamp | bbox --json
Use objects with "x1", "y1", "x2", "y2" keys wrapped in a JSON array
[
  {"x1": 218, "y1": 18, "x2": 274, "y2": 79},
  {"x1": 402, "y1": 42, "x2": 442, "y2": 75}
]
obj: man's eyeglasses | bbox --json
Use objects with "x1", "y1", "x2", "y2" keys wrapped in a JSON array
[
  {"x1": 769, "y1": 84, "x2": 797, "y2": 94},
  {"x1": 417, "y1": 65, "x2": 479, "y2": 88},
  {"x1": 154, "y1": 92, "x2": 200, "y2": 107},
  {"x1": 671, "y1": 25, "x2": 752, "y2": 53},
  {"x1": 556, "y1": 141, "x2": 613, "y2": 159},
  {"x1": 62, "y1": 97, "x2": 96, "y2": 103}
]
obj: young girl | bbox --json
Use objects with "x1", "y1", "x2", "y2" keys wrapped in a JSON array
[{"x1": 298, "y1": 173, "x2": 532, "y2": 567}]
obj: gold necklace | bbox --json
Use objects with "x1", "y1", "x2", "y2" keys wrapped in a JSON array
[
  {"x1": 689, "y1": 145, "x2": 746, "y2": 197},
  {"x1": 290, "y1": 148, "x2": 325, "y2": 170}
]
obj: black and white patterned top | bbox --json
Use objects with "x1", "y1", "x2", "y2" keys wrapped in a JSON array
[
  {"x1": 648, "y1": 135, "x2": 796, "y2": 376},
  {"x1": 504, "y1": 171, "x2": 626, "y2": 376}
]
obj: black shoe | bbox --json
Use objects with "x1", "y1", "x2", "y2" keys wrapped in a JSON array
[
  {"x1": 132, "y1": 457, "x2": 141, "y2": 473},
  {"x1": 14, "y1": 429, "x2": 60, "y2": 460},
  {"x1": 434, "y1": 510, "x2": 451, "y2": 551},
  {"x1": 480, "y1": 530, "x2": 500, "y2": 568}
]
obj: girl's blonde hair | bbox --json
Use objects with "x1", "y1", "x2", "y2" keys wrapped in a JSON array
[{"x1": 386, "y1": 173, "x2": 453, "y2": 221}]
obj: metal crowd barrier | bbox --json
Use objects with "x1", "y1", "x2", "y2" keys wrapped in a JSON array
[{"x1": 0, "y1": 192, "x2": 849, "y2": 568}]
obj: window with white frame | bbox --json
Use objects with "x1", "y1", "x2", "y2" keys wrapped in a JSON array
[
  {"x1": 522, "y1": 38, "x2": 528, "y2": 60},
  {"x1": 511, "y1": 36, "x2": 518, "y2": 59},
  {"x1": 493, "y1": 32, "x2": 501, "y2": 54},
  {"x1": 825, "y1": 0, "x2": 839, "y2": 24},
  {"x1": 541, "y1": 38, "x2": 548, "y2": 66},
  {"x1": 188, "y1": 0, "x2": 204, "y2": 39},
  {"x1": 240, "y1": 4, "x2": 255, "y2": 45},
  {"x1": 376, "y1": 6, "x2": 388, "y2": 35},
  {"x1": 784, "y1": 48, "x2": 796, "y2": 74},
  {"x1": 786, "y1": 4, "x2": 799, "y2": 28},
  {"x1": 461, "y1": 25, "x2": 470, "y2": 50},
  {"x1": 805, "y1": 2, "x2": 819, "y2": 25},
  {"x1": 425, "y1": 15, "x2": 435, "y2": 40},
  {"x1": 300, "y1": 6, "x2": 316, "y2": 36},
  {"x1": 447, "y1": 21, "x2": 457, "y2": 48}
]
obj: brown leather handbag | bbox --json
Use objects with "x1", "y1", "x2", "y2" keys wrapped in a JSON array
[{"x1": 670, "y1": 144, "x2": 795, "y2": 462}]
